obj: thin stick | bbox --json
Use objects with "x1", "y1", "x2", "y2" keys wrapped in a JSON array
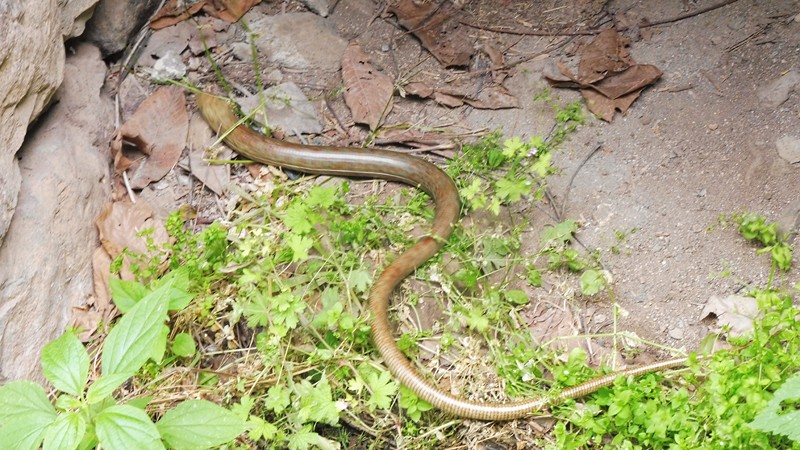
[
  {"x1": 641, "y1": 0, "x2": 740, "y2": 28},
  {"x1": 560, "y1": 144, "x2": 603, "y2": 218},
  {"x1": 122, "y1": 171, "x2": 137, "y2": 203}
]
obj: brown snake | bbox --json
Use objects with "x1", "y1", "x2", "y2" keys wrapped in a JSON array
[{"x1": 197, "y1": 92, "x2": 688, "y2": 421}]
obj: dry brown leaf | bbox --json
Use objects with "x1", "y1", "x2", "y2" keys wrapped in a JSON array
[
  {"x1": 405, "y1": 79, "x2": 518, "y2": 109},
  {"x1": 544, "y1": 29, "x2": 661, "y2": 121},
  {"x1": 111, "y1": 86, "x2": 188, "y2": 189},
  {"x1": 582, "y1": 88, "x2": 642, "y2": 121},
  {"x1": 91, "y1": 246, "x2": 113, "y2": 316},
  {"x1": 341, "y1": 43, "x2": 394, "y2": 130},
  {"x1": 203, "y1": 0, "x2": 261, "y2": 23},
  {"x1": 578, "y1": 28, "x2": 632, "y2": 83},
  {"x1": 403, "y1": 81, "x2": 434, "y2": 98},
  {"x1": 68, "y1": 246, "x2": 117, "y2": 341},
  {"x1": 150, "y1": 0, "x2": 206, "y2": 30},
  {"x1": 437, "y1": 84, "x2": 519, "y2": 109},
  {"x1": 70, "y1": 306, "x2": 104, "y2": 342},
  {"x1": 461, "y1": 84, "x2": 519, "y2": 109},
  {"x1": 432, "y1": 91, "x2": 465, "y2": 108},
  {"x1": 184, "y1": 113, "x2": 230, "y2": 195},
  {"x1": 387, "y1": 0, "x2": 473, "y2": 67},
  {"x1": 96, "y1": 201, "x2": 171, "y2": 281},
  {"x1": 591, "y1": 64, "x2": 663, "y2": 99}
]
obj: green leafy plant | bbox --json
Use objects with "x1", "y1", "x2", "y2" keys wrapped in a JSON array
[
  {"x1": 0, "y1": 281, "x2": 246, "y2": 450},
  {"x1": 748, "y1": 372, "x2": 800, "y2": 443},
  {"x1": 736, "y1": 212, "x2": 793, "y2": 272}
]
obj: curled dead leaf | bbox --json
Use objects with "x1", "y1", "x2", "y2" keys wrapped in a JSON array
[
  {"x1": 150, "y1": 0, "x2": 206, "y2": 30},
  {"x1": 387, "y1": 0, "x2": 473, "y2": 67},
  {"x1": 96, "y1": 201, "x2": 171, "y2": 281},
  {"x1": 341, "y1": 43, "x2": 394, "y2": 130},
  {"x1": 111, "y1": 86, "x2": 188, "y2": 188},
  {"x1": 544, "y1": 29, "x2": 662, "y2": 121},
  {"x1": 204, "y1": 0, "x2": 261, "y2": 23}
]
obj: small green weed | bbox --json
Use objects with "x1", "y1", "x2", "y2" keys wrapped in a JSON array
[{"x1": 735, "y1": 212, "x2": 793, "y2": 272}]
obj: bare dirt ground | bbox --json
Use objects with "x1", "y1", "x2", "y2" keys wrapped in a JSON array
[{"x1": 271, "y1": 0, "x2": 800, "y2": 361}]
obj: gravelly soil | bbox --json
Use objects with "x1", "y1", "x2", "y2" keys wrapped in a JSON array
[{"x1": 423, "y1": 0, "x2": 800, "y2": 355}]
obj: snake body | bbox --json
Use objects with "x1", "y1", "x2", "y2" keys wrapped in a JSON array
[{"x1": 197, "y1": 92, "x2": 687, "y2": 421}]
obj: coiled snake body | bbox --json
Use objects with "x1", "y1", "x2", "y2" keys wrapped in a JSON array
[{"x1": 197, "y1": 92, "x2": 687, "y2": 421}]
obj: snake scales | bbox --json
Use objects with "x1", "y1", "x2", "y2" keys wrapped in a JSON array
[{"x1": 197, "y1": 92, "x2": 687, "y2": 421}]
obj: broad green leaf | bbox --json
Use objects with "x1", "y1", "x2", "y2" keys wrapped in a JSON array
[
  {"x1": 294, "y1": 377, "x2": 340, "y2": 426},
  {"x1": 102, "y1": 281, "x2": 171, "y2": 375},
  {"x1": 0, "y1": 417, "x2": 54, "y2": 450},
  {"x1": 54, "y1": 395, "x2": 82, "y2": 410},
  {"x1": 151, "y1": 267, "x2": 191, "y2": 292},
  {"x1": 748, "y1": 372, "x2": 800, "y2": 441},
  {"x1": 42, "y1": 411, "x2": 86, "y2": 450},
  {"x1": 540, "y1": 219, "x2": 577, "y2": 246},
  {"x1": 150, "y1": 325, "x2": 170, "y2": 365},
  {"x1": 125, "y1": 396, "x2": 153, "y2": 410},
  {"x1": 495, "y1": 177, "x2": 531, "y2": 203},
  {"x1": 171, "y1": 332, "x2": 196, "y2": 357},
  {"x1": 86, "y1": 373, "x2": 132, "y2": 405},
  {"x1": 287, "y1": 425, "x2": 338, "y2": 450},
  {"x1": 502, "y1": 136, "x2": 526, "y2": 158},
  {"x1": 265, "y1": 385, "x2": 291, "y2": 414},
  {"x1": 229, "y1": 395, "x2": 255, "y2": 420},
  {"x1": 283, "y1": 203, "x2": 313, "y2": 234},
  {"x1": 530, "y1": 151, "x2": 552, "y2": 177},
  {"x1": 151, "y1": 269, "x2": 194, "y2": 310},
  {"x1": 306, "y1": 186, "x2": 337, "y2": 208},
  {"x1": 287, "y1": 234, "x2": 313, "y2": 262},
  {"x1": 465, "y1": 308, "x2": 489, "y2": 333},
  {"x1": 580, "y1": 270, "x2": 606, "y2": 296},
  {"x1": 364, "y1": 370, "x2": 397, "y2": 411},
  {"x1": 166, "y1": 288, "x2": 193, "y2": 311},
  {"x1": 108, "y1": 277, "x2": 149, "y2": 313},
  {"x1": 504, "y1": 289, "x2": 529, "y2": 306},
  {"x1": 41, "y1": 331, "x2": 89, "y2": 397},
  {"x1": 0, "y1": 381, "x2": 56, "y2": 449},
  {"x1": 157, "y1": 400, "x2": 246, "y2": 450},
  {"x1": 246, "y1": 416, "x2": 277, "y2": 441},
  {"x1": 95, "y1": 405, "x2": 164, "y2": 450},
  {"x1": 347, "y1": 269, "x2": 371, "y2": 294},
  {"x1": 0, "y1": 380, "x2": 57, "y2": 424}
]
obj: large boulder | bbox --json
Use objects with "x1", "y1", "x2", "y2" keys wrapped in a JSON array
[
  {"x1": 0, "y1": 0, "x2": 111, "y2": 382},
  {"x1": 0, "y1": 0, "x2": 97, "y2": 247}
]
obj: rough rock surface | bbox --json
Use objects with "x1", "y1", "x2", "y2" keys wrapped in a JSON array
[
  {"x1": 84, "y1": 0, "x2": 161, "y2": 57},
  {"x1": 0, "y1": 44, "x2": 112, "y2": 382},
  {"x1": 0, "y1": 0, "x2": 96, "y2": 246},
  {"x1": 245, "y1": 12, "x2": 347, "y2": 71}
]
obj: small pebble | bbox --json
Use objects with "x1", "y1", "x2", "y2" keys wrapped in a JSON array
[
  {"x1": 593, "y1": 314, "x2": 607, "y2": 324},
  {"x1": 669, "y1": 327, "x2": 685, "y2": 340}
]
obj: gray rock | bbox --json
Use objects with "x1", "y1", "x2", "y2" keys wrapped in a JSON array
[
  {"x1": 776, "y1": 135, "x2": 800, "y2": 164},
  {"x1": 0, "y1": 0, "x2": 98, "y2": 247},
  {"x1": 150, "y1": 50, "x2": 187, "y2": 81},
  {"x1": 668, "y1": 327, "x2": 684, "y2": 340},
  {"x1": 757, "y1": 70, "x2": 800, "y2": 108},
  {"x1": 297, "y1": 0, "x2": 330, "y2": 17},
  {"x1": 0, "y1": 44, "x2": 112, "y2": 382},
  {"x1": 137, "y1": 21, "x2": 192, "y2": 67},
  {"x1": 84, "y1": 0, "x2": 161, "y2": 57},
  {"x1": 238, "y1": 82, "x2": 324, "y2": 135},
  {"x1": 247, "y1": 12, "x2": 347, "y2": 71}
]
